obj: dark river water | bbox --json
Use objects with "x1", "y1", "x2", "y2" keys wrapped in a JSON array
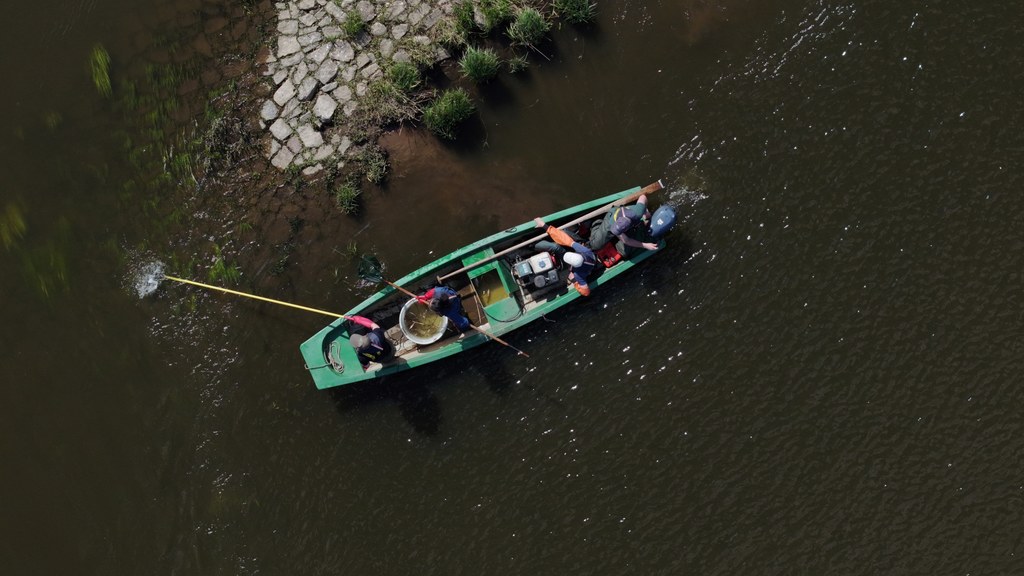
[{"x1": 3, "y1": 0, "x2": 1023, "y2": 574}]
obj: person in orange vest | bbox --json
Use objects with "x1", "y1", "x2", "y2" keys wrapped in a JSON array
[{"x1": 533, "y1": 217, "x2": 599, "y2": 296}]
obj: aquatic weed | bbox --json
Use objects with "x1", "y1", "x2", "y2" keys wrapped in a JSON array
[
  {"x1": 89, "y1": 44, "x2": 112, "y2": 97},
  {"x1": 334, "y1": 179, "x2": 362, "y2": 215},
  {"x1": 208, "y1": 244, "x2": 241, "y2": 285},
  {"x1": 1, "y1": 202, "x2": 27, "y2": 250},
  {"x1": 507, "y1": 53, "x2": 530, "y2": 73},
  {"x1": 361, "y1": 145, "x2": 389, "y2": 184}
]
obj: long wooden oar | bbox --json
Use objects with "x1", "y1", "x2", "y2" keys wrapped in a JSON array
[
  {"x1": 358, "y1": 256, "x2": 529, "y2": 358},
  {"x1": 163, "y1": 275, "x2": 353, "y2": 320},
  {"x1": 438, "y1": 179, "x2": 664, "y2": 282}
]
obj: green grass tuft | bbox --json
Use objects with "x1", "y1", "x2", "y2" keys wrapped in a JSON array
[
  {"x1": 423, "y1": 88, "x2": 475, "y2": 140},
  {"x1": 453, "y1": 0, "x2": 476, "y2": 36},
  {"x1": 342, "y1": 11, "x2": 366, "y2": 39},
  {"x1": 388, "y1": 61, "x2": 421, "y2": 93},
  {"x1": 459, "y1": 46, "x2": 500, "y2": 83},
  {"x1": 507, "y1": 7, "x2": 550, "y2": 47},
  {"x1": 479, "y1": 0, "x2": 514, "y2": 33},
  {"x1": 553, "y1": 0, "x2": 597, "y2": 24}
]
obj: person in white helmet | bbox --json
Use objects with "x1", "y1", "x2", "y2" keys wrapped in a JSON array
[{"x1": 534, "y1": 217, "x2": 599, "y2": 296}]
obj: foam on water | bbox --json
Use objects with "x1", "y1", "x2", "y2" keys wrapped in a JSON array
[{"x1": 133, "y1": 260, "x2": 165, "y2": 298}]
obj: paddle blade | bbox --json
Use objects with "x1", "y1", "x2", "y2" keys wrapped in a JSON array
[{"x1": 357, "y1": 255, "x2": 384, "y2": 283}]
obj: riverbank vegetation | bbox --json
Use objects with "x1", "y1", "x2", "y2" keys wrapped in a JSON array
[{"x1": 71, "y1": 0, "x2": 601, "y2": 308}]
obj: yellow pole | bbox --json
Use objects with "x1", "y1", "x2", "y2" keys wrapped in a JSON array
[{"x1": 163, "y1": 275, "x2": 349, "y2": 320}]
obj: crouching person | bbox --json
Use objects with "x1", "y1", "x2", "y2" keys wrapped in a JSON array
[
  {"x1": 347, "y1": 315, "x2": 394, "y2": 369},
  {"x1": 417, "y1": 286, "x2": 471, "y2": 333}
]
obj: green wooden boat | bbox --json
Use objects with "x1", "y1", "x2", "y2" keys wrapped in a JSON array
[{"x1": 299, "y1": 180, "x2": 675, "y2": 389}]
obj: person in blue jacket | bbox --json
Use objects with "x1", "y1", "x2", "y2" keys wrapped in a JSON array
[{"x1": 417, "y1": 286, "x2": 471, "y2": 333}]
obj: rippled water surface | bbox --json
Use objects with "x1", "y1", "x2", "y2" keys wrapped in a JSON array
[{"x1": 2, "y1": 0, "x2": 1023, "y2": 574}]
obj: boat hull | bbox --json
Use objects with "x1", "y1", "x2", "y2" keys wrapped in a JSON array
[{"x1": 299, "y1": 184, "x2": 669, "y2": 389}]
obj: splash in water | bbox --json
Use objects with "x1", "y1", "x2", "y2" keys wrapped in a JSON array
[{"x1": 133, "y1": 260, "x2": 166, "y2": 298}]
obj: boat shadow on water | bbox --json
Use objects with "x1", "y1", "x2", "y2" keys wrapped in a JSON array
[{"x1": 327, "y1": 374, "x2": 442, "y2": 437}]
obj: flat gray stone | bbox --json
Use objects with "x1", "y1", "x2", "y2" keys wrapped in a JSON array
[
  {"x1": 278, "y1": 19, "x2": 298, "y2": 35},
  {"x1": 356, "y1": 0, "x2": 375, "y2": 21},
  {"x1": 423, "y1": 8, "x2": 442, "y2": 29},
  {"x1": 332, "y1": 84, "x2": 353, "y2": 102},
  {"x1": 314, "y1": 144, "x2": 335, "y2": 162},
  {"x1": 273, "y1": 79, "x2": 296, "y2": 106},
  {"x1": 286, "y1": 135, "x2": 303, "y2": 153},
  {"x1": 299, "y1": 12, "x2": 317, "y2": 26},
  {"x1": 392, "y1": 49, "x2": 410, "y2": 64},
  {"x1": 272, "y1": 70, "x2": 288, "y2": 86},
  {"x1": 343, "y1": 100, "x2": 358, "y2": 116},
  {"x1": 355, "y1": 81, "x2": 367, "y2": 96},
  {"x1": 370, "y1": 22, "x2": 387, "y2": 36},
  {"x1": 302, "y1": 164, "x2": 323, "y2": 176},
  {"x1": 314, "y1": 94, "x2": 338, "y2": 122},
  {"x1": 408, "y1": 5, "x2": 428, "y2": 25},
  {"x1": 260, "y1": 100, "x2": 280, "y2": 122},
  {"x1": 340, "y1": 65, "x2": 357, "y2": 82},
  {"x1": 354, "y1": 53, "x2": 370, "y2": 69},
  {"x1": 324, "y1": 2, "x2": 345, "y2": 21},
  {"x1": 379, "y1": 39, "x2": 394, "y2": 58},
  {"x1": 270, "y1": 139, "x2": 281, "y2": 157},
  {"x1": 280, "y1": 52, "x2": 304, "y2": 67},
  {"x1": 291, "y1": 61, "x2": 309, "y2": 86},
  {"x1": 322, "y1": 80, "x2": 338, "y2": 92},
  {"x1": 271, "y1": 146, "x2": 296, "y2": 169},
  {"x1": 297, "y1": 0, "x2": 316, "y2": 9},
  {"x1": 322, "y1": 25, "x2": 342, "y2": 39},
  {"x1": 309, "y1": 44, "x2": 330, "y2": 65},
  {"x1": 298, "y1": 31, "x2": 323, "y2": 47},
  {"x1": 388, "y1": 1, "x2": 407, "y2": 19},
  {"x1": 392, "y1": 23, "x2": 408, "y2": 40},
  {"x1": 331, "y1": 41, "x2": 355, "y2": 62},
  {"x1": 278, "y1": 35, "x2": 301, "y2": 57},
  {"x1": 297, "y1": 76, "x2": 320, "y2": 101},
  {"x1": 297, "y1": 124, "x2": 324, "y2": 148},
  {"x1": 336, "y1": 135, "x2": 353, "y2": 155},
  {"x1": 315, "y1": 60, "x2": 339, "y2": 84},
  {"x1": 269, "y1": 118, "x2": 293, "y2": 141},
  {"x1": 282, "y1": 98, "x2": 301, "y2": 119},
  {"x1": 362, "y1": 62, "x2": 380, "y2": 79}
]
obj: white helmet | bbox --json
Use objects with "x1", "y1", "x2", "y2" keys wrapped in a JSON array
[{"x1": 563, "y1": 252, "x2": 584, "y2": 267}]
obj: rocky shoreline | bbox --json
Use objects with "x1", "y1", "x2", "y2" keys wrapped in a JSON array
[{"x1": 258, "y1": 0, "x2": 455, "y2": 174}]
